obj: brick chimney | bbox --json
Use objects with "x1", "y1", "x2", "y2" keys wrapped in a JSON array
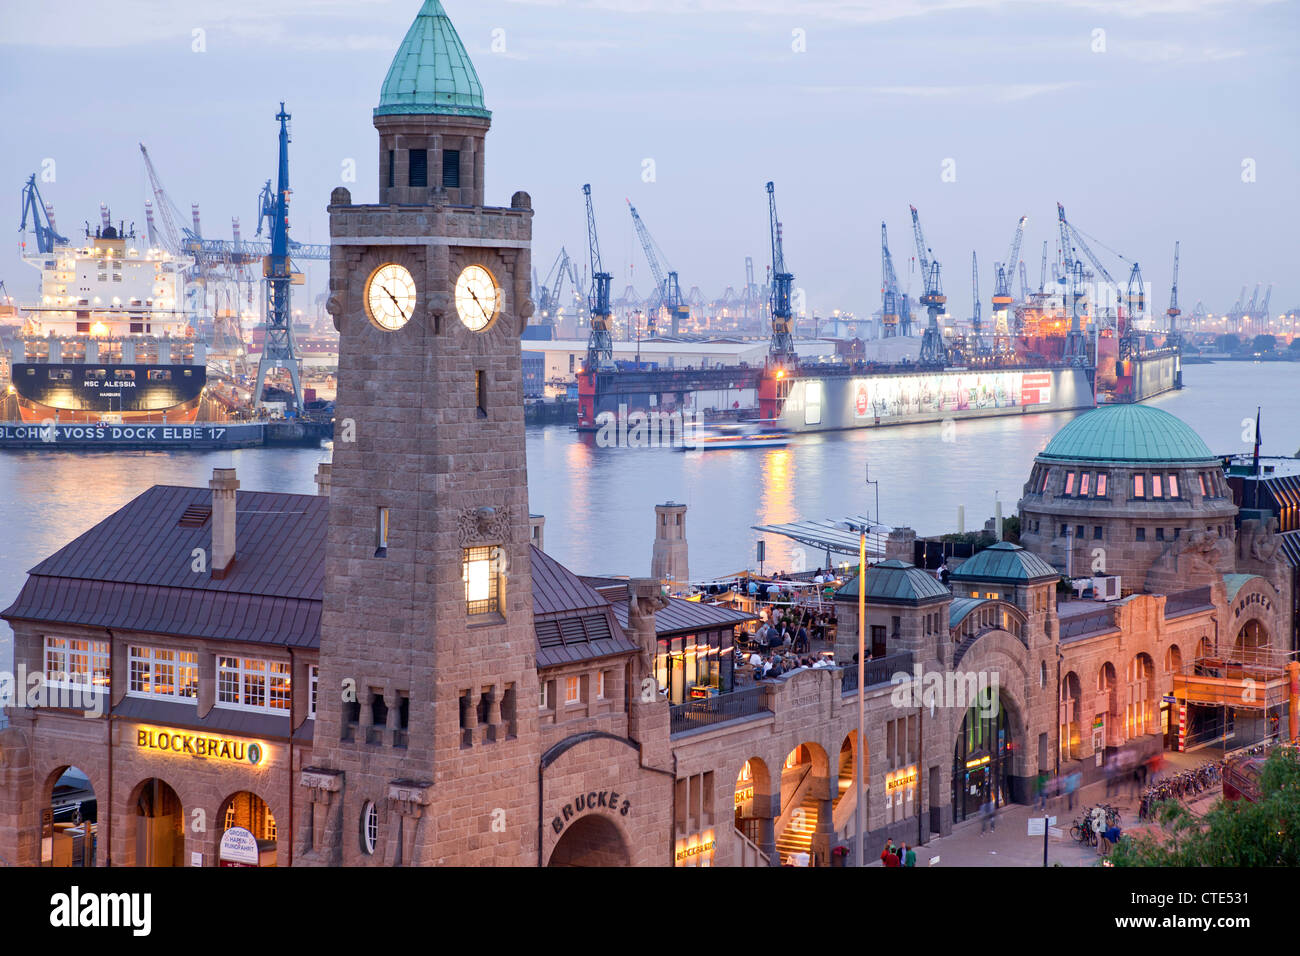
[
  {"x1": 209, "y1": 467, "x2": 239, "y2": 579},
  {"x1": 315, "y1": 461, "x2": 332, "y2": 497}
]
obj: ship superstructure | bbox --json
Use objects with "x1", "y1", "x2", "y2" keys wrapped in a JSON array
[{"x1": 10, "y1": 217, "x2": 207, "y2": 423}]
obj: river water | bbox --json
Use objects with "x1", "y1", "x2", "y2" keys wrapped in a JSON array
[{"x1": 1, "y1": 361, "x2": 1297, "y2": 676}]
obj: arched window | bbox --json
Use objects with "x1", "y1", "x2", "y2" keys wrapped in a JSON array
[
  {"x1": 1125, "y1": 655, "x2": 1155, "y2": 739},
  {"x1": 361, "y1": 801, "x2": 378, "y2": 856}
]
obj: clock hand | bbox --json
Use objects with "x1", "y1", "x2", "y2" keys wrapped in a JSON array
[
  {"x1": 467, "y1": 287, "x2": 491, "y2": 321},
  {"x1": 384, "y1": 287, "x2": 408, "y2": 321}
]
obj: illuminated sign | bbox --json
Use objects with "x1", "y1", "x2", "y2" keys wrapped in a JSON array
[
  {"x1": 885, "y1": 766, "x2": 918, "y2": 793},
  {"x1": 675, "y1": 830, "x2": 716, "y2": 865},
  {"x1": 965, "y1": 754, "x2": 991, "y2": 770},
  {"x1": 136, "y1": 728, "x2": 265, "y2": 766}
]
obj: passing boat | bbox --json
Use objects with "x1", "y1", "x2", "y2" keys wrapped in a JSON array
[{"x1": 681, "y1": 420, "x2": 791, "y2": 451}]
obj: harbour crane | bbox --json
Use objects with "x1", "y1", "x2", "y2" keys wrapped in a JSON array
[
  {"x1": 1120, "y1": 262, "x2": 1145, "y2": 362},
  {"x1": 909, "y1": 204, "x2": 948, "y2": 366},
  {"x1": 880, "y1": 222, "x2": 902, "y2": 338},
  {"x1": 1064, "y1": 259, "x2": 1090, "y2": 368},
  {"x1": 970, "y1": 250, "x2": 983, "y2": 356},
  {"x1": 1038, "y1": 240, "x2": 1048, "y2": 295},
  {"x1": 1258, "y1": 285, "x2": 1272, "y2": 329},
  {"x1": 627, "y1": 200, "x2": 688, "y2": 336},
  {"x1": 991, "y1": 215, "x2": 1026, "y2": 351},
  {"x1": 1057, "y1": 201, "x2": 1147, "y2": 337},
  {"x1": 251, "y1": 103, "x2": 304, "y2": 413},
  {"x1": 765, "y1": 182, "x2": 796, "y2": 364},
  {"x1": 582, "y1": 184, "x2": 614, "y2": 371},
  {"x1": 1018, "y1": 261, "x2": 1031, "y2": 306},
  {"x1": 1165, "y1": 241, "x2": 1181, "y2": 344},
  {"x1": 535, "y1": 248, "x2": 570, "y2": 322},
  {"x1": 19, "y1": 174, "x2": 68, "y2": 254}
]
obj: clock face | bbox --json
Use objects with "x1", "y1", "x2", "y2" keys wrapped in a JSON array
[
  {"x1": 364, "y1": 263, "x2": 417, "y2": 331},
  {"x1": 455, "y1": 265, "x2": 500, "y2": 332}
]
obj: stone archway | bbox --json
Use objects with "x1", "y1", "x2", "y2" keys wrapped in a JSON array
[
  {"x1": 547, "y1": 813, "x2": 631, "y2": 867},
  {"x1": 775, "y1": 741, "x2": 833, "y2": 866},
  {"x1": 41, "y1": 765, "x2": 98, "y2": 867},
  {"x1": 1234, "y1": 618, "x2": 1271, "y2": 658},
  {"x1": 128, "y1": 778, "x2": 185, "y2": 867},
  {"x1": 216, "y1": 790, "x2": 278, "y2": 865}
]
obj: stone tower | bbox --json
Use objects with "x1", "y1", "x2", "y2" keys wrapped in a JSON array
[
  {"x1": 299, "y1": 0, "x2": 539, "y2": 866},
  {"x1": 651, "y1": 501, "x2": 689, "y2": 586}
]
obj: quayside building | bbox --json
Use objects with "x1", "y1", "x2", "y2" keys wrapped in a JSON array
[{"x1": 1, "y1": 0, "x2": 1296, "y2": 868}]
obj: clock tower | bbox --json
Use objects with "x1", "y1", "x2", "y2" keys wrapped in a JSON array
[{"x1": 299, "y1": 0, "x2": 539, "y2": 866}]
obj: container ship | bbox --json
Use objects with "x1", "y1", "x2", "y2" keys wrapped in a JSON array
[{"x1": 7, "y1": 216, "x2": 208, "y2": 424}]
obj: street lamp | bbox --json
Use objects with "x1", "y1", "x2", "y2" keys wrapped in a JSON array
[{"x1": 845, "y1": 518, "x2": 868, "y2": 867}]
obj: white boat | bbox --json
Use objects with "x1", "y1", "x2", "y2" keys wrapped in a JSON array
[{"x1": 681, "y1": 420, "x2": 791, "y2": 450}]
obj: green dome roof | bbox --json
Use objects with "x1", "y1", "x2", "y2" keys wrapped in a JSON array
[
  {"x1": 835, "y1": 559, "x2": 950, "y2": 605},
  {"x1": 1040, "y1": 404, "x2": 1215, "y2": 464},
  {"x1": 375, "y1": 1, "x2": 490, "y2": 120},
  {"x1": 951, "y1": 542, "x2": 1059, "y2": 585}
]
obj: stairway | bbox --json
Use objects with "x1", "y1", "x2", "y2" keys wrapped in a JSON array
[
  {"x1": 835, "y1": 755, "x2": 854, "y2": 807},
  {"x1": 775, "y1": 793, "x2": 819, "y2": 865}
]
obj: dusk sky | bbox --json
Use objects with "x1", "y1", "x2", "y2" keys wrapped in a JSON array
[{"x1": 3, "y1": 0, "x2": 1297, "y2": 320}]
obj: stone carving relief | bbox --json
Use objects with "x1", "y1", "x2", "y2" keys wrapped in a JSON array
[{"x1": 458, "y1": 505, "x2": 513, "y2": 545}]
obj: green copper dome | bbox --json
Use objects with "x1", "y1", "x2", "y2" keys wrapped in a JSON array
[
  {"x1": 834, "y1": 560, "x2": 950, "y2": 606},
  {"x1": 951, "y1": 541, "x2": 1059, "y2": 585},
  {"x1": 1040, "y1": 404, "x2": 1215, "y2": 464},
  {"x1": 375, "y1": 1, "x2": 490, "y2": 120}
]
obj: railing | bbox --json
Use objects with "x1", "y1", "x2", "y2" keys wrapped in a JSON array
[
  {"x1": 840, "y1": 651, "x2": 913, "y2": 695},
  {"x1": 670, "y1": 685, "x2": 769, "y2": 736},
  {"x1": 733, "y1": 827, "x2": 771, "y2": 867}
]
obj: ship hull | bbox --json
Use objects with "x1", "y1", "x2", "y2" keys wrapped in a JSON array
[
  {"x1": 770, "y1": 366, "x2": 1096, "y2": 433},
  {"x1": 11, "y1": 363, "x2": 205, "y2": 424}
]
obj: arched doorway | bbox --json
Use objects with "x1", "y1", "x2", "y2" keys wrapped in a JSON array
[
  {"x1": 1098, "y1": 662, "x2": 1119, "y2": 749},
  {"x1": 132, "y1": 778, "x2": 184, "y2": 867},
  {"x1": 1234, "y1": 619, "x2": 1270, "y2": 658},
  {"x1": 217, "y1": 791, "x2": 277, "y2": 865},
  {"x1": 776, "y1": 743, "x2": 831, "y2": 865},
  {"x1": 1059, "y1": 672, "x2": 1081, "y2": 763},
  {"x1": 42, "y1": 766, "x2": 97, "y2": 867},
  {"x1": 1125, "y1": 654, "x2": 1156, "y2": 740},
  {"x1": 951, "y1": 694, "x2": 1015, "y2": 823},
  {"x1": 548, "y1": 814, "x2": 630, "y2": 867}
]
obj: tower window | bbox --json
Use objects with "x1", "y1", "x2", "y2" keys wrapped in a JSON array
[
  {"x1": 476, "y1": 370, "x2": 487, "y2": 418},
  {"x1": 376, "y1": 507, "x2": 389, "y2": 556},
  {"x1": 1136, "y1": 527, "x2": 1146, "y2": 542},
  {"x1": 409, "y1": 149, "x2": 428, "y2": 188},
  {"x1": 463, "y1": 546, "x2": 500, "y2": 616},
  {"x1": 1096, "y1": 473, "x2": 1108, "y2": 497},
  {"x1": 1151, "y1": 474, "x2": 1163, "y2": 498},
  {"x1": 1063, "y1": 471, "x2": 1075, "y2": 495},
  {"x1": 1133, "y1": 474, "x2": 1145, "y2": 498},
  {"x1": 387, "y1": 149, "x2": 395, "y2": 189},
  {"x1": 1167, "y1": 474, "x2": 1179, "y2": 498},
  {"x1": 442, "y1": 149, "x2": 460, "y2": 188}
]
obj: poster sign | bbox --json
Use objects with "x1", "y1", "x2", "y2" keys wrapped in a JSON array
[{"x1": 218, "y1": 827, "x2": 259, "y2": 867}]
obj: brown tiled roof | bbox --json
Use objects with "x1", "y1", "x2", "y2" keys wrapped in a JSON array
[
  {"x1": 531, "y1": 547, "x2": 638, "y2": 668},
  {"x1": 608, "y1": 595, "x2": 755, "y2": 636},
  {"x1": 2, "y1": 485, "x2": 325, "y2": 648}
]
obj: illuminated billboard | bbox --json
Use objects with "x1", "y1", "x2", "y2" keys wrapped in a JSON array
[{"x1": 853, "y1": 370, "x2": 1051, "y2": 419}]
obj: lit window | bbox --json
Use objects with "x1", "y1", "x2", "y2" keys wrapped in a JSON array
[
  {"x1": 217, "y1": 656, "x2": 291, "y2": 714},
  {"x1": 1096, "y1": 473, "x2": 1108, "y2": 497},
  {"x1": 309, "y1": 665, "x2": 319, "y2": 719},
  {"x1": 127, "y1": 646, "x2": 197, "y2": 702},
  {"x1": 44, "y1": 637, "x2": 110, "y2": 689},
  {"x1": 1064, "y1": 472, "x2": 1075, "y2": 495},
  {"x1": 1133, "y1": 474, "x2": 1145, "y2": 498},
  {"x1": 597, "y1": 671, "x2": 607, "y2": 700},
  {"x1": 1167, "y1": 474, "x2": 1179, "y2": 498},
  {"x1": 1152, "y1": 475, "x2": 1163, "y2": 498},
  {"x1": 1198, "y1": 473, "x2": 1208, "y2": 496},
  {"x1": 463, "y1": 546, "x2": 499, "y2": 615},
  {"x1": 361, "y1": 802, "x2": 378, "y2": 855},
  {"x1": 565, "y1": 676, "x2": 581, "y2": 704},
  {"x1": 1079, "y1": 473, "x2": 1090, "y2": 496}
]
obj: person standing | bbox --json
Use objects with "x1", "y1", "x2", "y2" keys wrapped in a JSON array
[
  {"x1": 1034, "y1": 771, "x2": 1049, "y2": 811},
  {"x1": 903, "y1": 843, "x2": 917, "y2": 867}
]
